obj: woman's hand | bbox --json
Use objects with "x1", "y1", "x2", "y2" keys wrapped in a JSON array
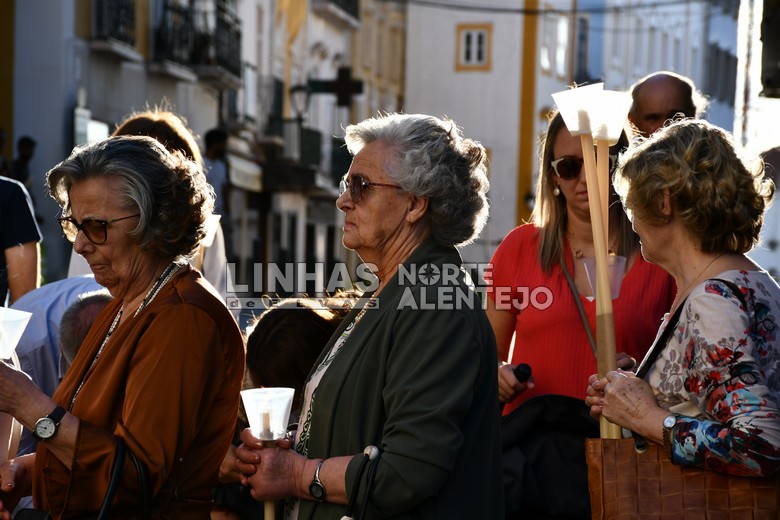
[
  {"x1": 234, "y1": 428, "x2": 303, "y2": 501},
  {"x1": 498, "y1": 363, "x2": 535, "y2": 403},
  {"x1": 0, "y1": 456, "x2": 34, "y2": 519},
  {"x1": 218, "y1": 444, "x2": 242, "y2": 484},
  {"x1": 586, "y1": 371, "x2": 666, "y2": 440}
]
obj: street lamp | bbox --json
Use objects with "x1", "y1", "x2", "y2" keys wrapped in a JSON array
[
  {"x1": 289, "y1": 83, "x2": 311, "y2": 123},
  {"x1": 287, "y1": 83, "x2": 311, "y2": 162}
]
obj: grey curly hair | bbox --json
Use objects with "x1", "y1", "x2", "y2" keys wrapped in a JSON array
[
  {"x1": 47, "y1": 135, "x2": 214, "y2": 262},
  {"x1": 344, "y1": 113, "x2": 490, "y2": 247}
]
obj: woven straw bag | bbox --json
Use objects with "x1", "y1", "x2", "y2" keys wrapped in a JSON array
[{"x1": 586, "y1": 437, "x2": 780, "y2": 519}]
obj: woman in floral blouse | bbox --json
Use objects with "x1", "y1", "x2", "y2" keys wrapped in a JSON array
[{"x1": 585, "y1": 118, "x2": 780, "y2": 476}]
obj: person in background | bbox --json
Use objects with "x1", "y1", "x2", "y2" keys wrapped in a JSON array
[
  {"x1": 0, "y1": 130, "x2": 10, "y2": 177},
  {"x1": 586, "y1": 119, "x2": 780, "y2": 477},
  {"x1": 628, "y1": 71, "x2": 708, "y2": 137},
  {"x1": 235, "y1": 113, "x2": 503, "y2": 519},
  {"x1": 485, "y1": 109, "x2": 675, "y2": 518},
  {"x1": 12, "y1": 275, "x2": 106, "y2": 462},
  {"x1": 0, "y1": 136, "x2": 244, "y2": 517},
  {"x1": 108, "y1": 108, "x2": 233, "y2": 303},
  {"x1": 487, "y1": 110, "x2": 675, "y2": 415},
  {"x1": 212, "y1": 298, "x2": 351, "y2": 520},
  {"x1": 58, "y1": 290, "x2": 112, "y2": 374},
  {"x1": 10, "y1": 136, "x2": 36, "y2": 189},
  {"x1": 0, "y1": 176, "x2": 41, "y2": 306},
  {"x1": 202, "y1": 128, "x2": 234, "y2": 262}
]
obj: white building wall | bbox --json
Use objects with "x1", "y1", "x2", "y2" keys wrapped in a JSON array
[
  {"x1": 14, "y1": 0, "x2": 79, "y2": 282},
  {"x1": 404, "y1": 2, "x2": 526, "y2": 264},
  {"x1": 602, "y1": 0, "x2": 707, "y2": 101}
]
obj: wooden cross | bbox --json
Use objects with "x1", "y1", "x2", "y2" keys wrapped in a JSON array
[{"x1": 309, "y1": 66, "x2": 363, "y2": 107}]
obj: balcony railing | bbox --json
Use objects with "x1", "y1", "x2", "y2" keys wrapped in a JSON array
[
  {"x1": 94, "y1": 0, "x2": 136, "y2": 47},
  {"x1": 154, "y1": 1, "x2": 195, "y2": 67},
  {"x1": 192, "y1": 4, "x2": 242, "y2": 80}
]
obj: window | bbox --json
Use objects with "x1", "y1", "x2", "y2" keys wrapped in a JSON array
[
  {"x1": 673, "y1": 37, "x2": 681, "y2": 71},
  {"x1": 540, "y1": 14, "x2": 555, "y2": 72},
  {"x1": 362, "y1": 13, "x2": 374, "y2": 68},
  {"x1": 456, "y1": 23, "x2": 492, "y2": 72},
  {"x1": 555, "y1": 16, "x2": 569, "y2": 77},
  {"x1": 648, "y1": 26, "x2": 658, "y2": 70}
]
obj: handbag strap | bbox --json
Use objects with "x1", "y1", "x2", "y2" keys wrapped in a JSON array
[
  {"x1": 635, "y1": 277, "x2": 747, "y2": 379},
  {"x1": 96, "y1": 437, "x2": 125, "y2": 520},
  {"x1": 635, "y1": 299, "x2": 686, "y2": 379},
  {"x1": 96, "y1": 437, "x2": 151, "y2": 520},
  {"x1": 560, "y1": 258, "x2": 597, "y2": 357}
]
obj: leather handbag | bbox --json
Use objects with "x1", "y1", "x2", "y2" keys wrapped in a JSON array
[
  {"x1": 586, "y1": 279, "x2": 780, "y2": 518},
  {"x1": 15, "y1": 436, "x2": 150, "y2": 520},
  {"x1": 586, "y1": 437, "x2": 780, "y2": 519}
]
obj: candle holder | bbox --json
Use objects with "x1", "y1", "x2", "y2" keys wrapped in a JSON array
[
  {"x1": 240, "y1": 387, "x2": 295, "y2": 520},
  {"x1": 0, "y1": 307, "x2": 32, "y2": 359}
]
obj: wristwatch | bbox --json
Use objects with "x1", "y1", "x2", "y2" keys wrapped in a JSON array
[
  {"x1": 33, "y1": 405, "x2": 67, "y2": 442},
  {"x1": 309, "y1": 459, "x2": 327, "y2": 502},
  {"x1": 662, "y1": 413, "x2": 678, "y2": 459}
]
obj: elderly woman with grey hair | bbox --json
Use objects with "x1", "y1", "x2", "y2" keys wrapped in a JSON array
[
  {"x1": 236, "y1": 113, "x2": 503, "y2": 519},
  {"x1": 0, "y1": 136, "x2": 244, "y2": 518}
]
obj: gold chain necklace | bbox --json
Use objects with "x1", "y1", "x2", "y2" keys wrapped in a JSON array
[
  {"x1": 567, "y1": 231, "x2": 616, "y2": 259},
  {"x1": 68, "y1": 262, "x2": 181, "y2": 412},
  {"x1": 670, "y1": 254, "x2": 724, "y2": 314}
]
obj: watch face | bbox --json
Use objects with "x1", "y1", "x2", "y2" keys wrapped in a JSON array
[
  {"x1": 309, "y1": 482, "x2": 325, "y2": 500},
  {"x1": 35, "y1": 418, "x2": 57, "y2": 439},
  {"x1": 663, "y1": 415, "x2": 677, "y2": 428}
]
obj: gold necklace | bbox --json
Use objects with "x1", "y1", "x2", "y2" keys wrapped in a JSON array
[
  {"x1": 567, "y1": 231, "x2": 615, "y2": 259},
  {"x1": 670, "y1": 254, "x2": 724, "y2": 313}
]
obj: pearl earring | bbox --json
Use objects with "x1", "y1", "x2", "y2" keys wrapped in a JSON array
[{"x1": 553, "y1": 186, "x2": 561, "y2": 196}]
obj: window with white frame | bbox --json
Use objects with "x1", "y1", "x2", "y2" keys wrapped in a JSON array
[{"x1": 456, "y1": 23, "x2": 492, "y2": 71}]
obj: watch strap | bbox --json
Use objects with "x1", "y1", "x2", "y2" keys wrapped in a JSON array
[
  {"x1": 309, "y1": 459, "x2": 326, "y2": 501},
  {"x1": 662, "y1": 414, "x2": 677, "y2": 459},
  {"x1": 48, "y1": 405, "x2": 67, "y2": 425}
]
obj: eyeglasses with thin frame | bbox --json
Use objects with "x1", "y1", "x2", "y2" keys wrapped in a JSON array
[
  {"x1": 551, "y1": 154, "x2": 618, "y2": 180},
  {"x1": 339, "y1": 174, "x2": 402, "y2": 203},
  {"x1": 58, "y1": 214, "x2": 140, "y2": 245}
]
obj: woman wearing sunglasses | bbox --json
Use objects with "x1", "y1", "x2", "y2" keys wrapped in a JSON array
[
  {"x1": 0, "y1": 136, "x2": 245, "y2": 518},
  {"x1": 485, "y1": 110, "x2": 676, "y2": 516},
  {"x1": 235, "y1": 113, "x2": 503, "y2": 519}
]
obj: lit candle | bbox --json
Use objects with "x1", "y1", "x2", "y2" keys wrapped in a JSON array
[{"x1": 261, "y1": 410, "x2": 272, "y2": 439}]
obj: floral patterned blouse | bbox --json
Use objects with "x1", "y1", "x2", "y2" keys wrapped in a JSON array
[{"x1": 645, "y1": 269, "x2": 780, "y2": 476}]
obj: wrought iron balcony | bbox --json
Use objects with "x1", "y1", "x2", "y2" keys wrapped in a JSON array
[
  {"x1": 92, "y1": 0, "x2": 141, "y2": 60},
  {"x1": 192, "y1": 3, "x2": 242, "y2": 88},
  {"x1": 154, "y1": 0, "x2": 195, "y2": 68}
]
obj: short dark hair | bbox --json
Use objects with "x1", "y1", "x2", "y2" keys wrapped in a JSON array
[
  {"x1": 245, "y1": 299, "x2": 349, "y2": 412},
  {"x1": 18, "y1": 135, "x2": 36, "y2": 148},
  {"x1": 205, "y1": 128, "x2": 228, "y2": 149}
]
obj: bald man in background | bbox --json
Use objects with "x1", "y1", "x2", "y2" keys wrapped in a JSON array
[{"x1": 628, "y1": 71, "x2": 709, "y2": 136}]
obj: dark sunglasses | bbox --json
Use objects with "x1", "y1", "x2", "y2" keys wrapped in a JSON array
[
  {"x1": 58, "y1": 214, "x2": 140, "y2": 245},
  {"x1": 339, "y1": 174, "x2": 401, "y2": 203},
  {"x1": 551, "y1": 154, "x2": 618, "y2": 180}
]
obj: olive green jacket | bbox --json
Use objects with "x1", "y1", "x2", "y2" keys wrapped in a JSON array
[{"x1": 298, "y1": 239, "x2": 504, "y2": 519}]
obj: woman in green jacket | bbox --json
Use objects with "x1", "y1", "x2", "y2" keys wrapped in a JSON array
[{"x1": 236, "y1": 113, "x2": 503, "y2": 519}]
